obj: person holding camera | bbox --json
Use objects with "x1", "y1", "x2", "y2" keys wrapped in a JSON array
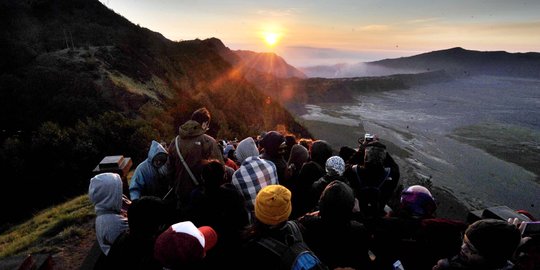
[{"x1": 432, "y1": 219, "x2": 521, "y2": 270}]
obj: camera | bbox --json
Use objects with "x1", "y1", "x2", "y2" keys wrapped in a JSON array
[
  {"x1": 521, "y1": 221, "x2": 540, "y2": 237},
  {"x1": 364, "y1": 133, "x2": 375, "y2": 143}
]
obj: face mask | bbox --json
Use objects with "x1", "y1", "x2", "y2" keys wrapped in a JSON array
[{"x1": 158, "y1": 163, "x2": 169, "y2": 177}]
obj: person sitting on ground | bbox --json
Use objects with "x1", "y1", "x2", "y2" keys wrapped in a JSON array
[
  {"x1": 300, "y1": 181, "x2": 372, "y2": 269},
  {"x1": 433, "y1": 219, "x2": 521, "y2": 270},
  {"x1": 154, "y1": 221, "x2": 218, "y2": 269},
  {"x1": 231, "y1": 137, "x2": 278, "y2": 219},
  {"x1": 107, "y1": 196, "x2": 171, "y2": 269},
  {"x1": 129, "y1": 140, "x2": 170, "y2": 201},
  {"x1": 88, "y1": 173, "x2": 129, "y2": 256}
]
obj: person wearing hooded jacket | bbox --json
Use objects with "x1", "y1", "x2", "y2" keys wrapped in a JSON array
[
  {"x1": 168, "y1": 108, "x2": 224, "y2": 208},
  {"x1": 232, "y1": 137, "x2": 278, "y2": 219},
  {"x1": 259, "y1": 131, "x2": 287, "y2": 184},
  {"x1": 300, "y1": 181, "x2": 372, "y2": 269},
  {"x1": 129, "y1": 140, "x2": 170, "y2": 201},
  {"x1": 89, "y1": 173, "x2": 129, "y2": 255},
  {"x1": 291, "y1": 140, "x2": 333, "y2": 219}
]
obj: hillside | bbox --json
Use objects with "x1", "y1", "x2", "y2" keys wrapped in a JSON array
[
  {"x1": 300, "y1": 47, "x2": 540, "y2": 79},
  {"x1": 0, "y1": 0, "x2": 310, "y2": 224},
  {"x1": 245, "y1": 70, "x2": 452, "y2": 113},
  {"x1": 370, "y1": 47, "x2": 540, "y2": 78}
]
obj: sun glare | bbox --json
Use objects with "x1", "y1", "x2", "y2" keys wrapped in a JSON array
[{"x1": 264, "y1": 32, "x2": 280, "y2": 47}]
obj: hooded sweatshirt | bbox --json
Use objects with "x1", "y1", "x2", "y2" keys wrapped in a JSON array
[
  {"x1": 129, "y1": 140, "x2": 169, "y2": 200},
  {"x1": 259, "y1": 131, "x2": 287, "y2": 183},
  {"x1": 89, "y1": 173, "x2": 129, "y2": 255},
  {"x1": 232, "y1": 137, "x2": 278, "y2": 215}
]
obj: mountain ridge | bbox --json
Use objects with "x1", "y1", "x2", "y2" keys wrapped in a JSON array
[{"x1": 300, "y1": 47, "x2": 540, "y2": 78}]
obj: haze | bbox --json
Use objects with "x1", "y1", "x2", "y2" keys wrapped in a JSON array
[{"x1": 100, "y1": 0, "x2": 540, "y2": 66}]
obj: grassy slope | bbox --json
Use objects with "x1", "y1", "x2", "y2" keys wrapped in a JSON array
[{"x1": 0, "y1": 195, "x2": 95, "y2": 260}]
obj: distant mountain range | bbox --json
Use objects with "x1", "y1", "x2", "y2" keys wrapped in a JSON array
[
  {"x1": 300, "y1": 47, "x2": 540, "y2": 79},
  {"x1": 2, "y1": 0, "x2": 539, "y2": 225}
]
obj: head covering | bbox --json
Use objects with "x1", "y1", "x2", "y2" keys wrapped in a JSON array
[
  {"x1": 148, "y1": 140, "x2": 168, "y2": 162},
  {"x1": 88, "y1": 173, "x2": 123, "y2": 215},
  {"x1": 364, "y1": 142, "x2": 387, "y2": 167},
  {"x1": 260, "y1": 131, "x2": 285, "y2": 156},
  {"x1": 338, "y1": 146, "x2": 356, "y2": 163},
  {"x1": 465, "y1": 219, "x2": 521, "y2": 265},
  {"x1": 319, "y1": 181, "x2": 355, "y2": 223},
  {"x1": 235, "y1": 137, "x2": 259, "y2": 164},
  {"x1": 287, "y1": 144, "x2": 309, "y2": 169},
  {"x1": 223, "y1": 144, "x2": 235, "y2": 156},
  {"x1": 325, "y1": 156, "x2": 345, "y2": 176},
  {"x1": 154, "y1": 221, "x2": 218, "y2": 268},
  {"x1": 255, "y1": 185, "x2": 292, "y2": 225},
  {"x1": 127, "y1": 196, "x2": 168, "y2": 236},
  {"x1": 400, "y1": 185, "x2": 437, "y2": 218},
  {"x1": 310, "y1": 140, "x2": 333, "y2": 167}
]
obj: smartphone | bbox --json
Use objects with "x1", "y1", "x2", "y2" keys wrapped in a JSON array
[
  {"x1": 393, "y1": 260, "x2": 405, "y2": 270},
  {"x1": 521, "y1": 221, "x2": 540, "y2": 237}
]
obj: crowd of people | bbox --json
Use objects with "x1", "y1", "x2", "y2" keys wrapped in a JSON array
[{"x1": 88, "y1": 107, "x2": 540, "y2": 270}]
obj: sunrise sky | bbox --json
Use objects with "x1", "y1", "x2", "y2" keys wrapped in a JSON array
[{"x1": 100, "y1": 0, "x2": 540, "y2": 66}]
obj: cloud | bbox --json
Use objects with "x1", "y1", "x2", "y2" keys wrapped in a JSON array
[
  {"x1": 255, "y1": 8, "x2": 298, "y2": 17},
  {"x1": 405, "y1": 17, "x2": 441, "y2": 24},
  {"x1": 359, "y1": 24, "x2": 390, "y2": 31}
]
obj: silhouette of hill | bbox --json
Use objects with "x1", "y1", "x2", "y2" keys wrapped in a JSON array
[
  {"x1": 300, "y1": 47, "x2": 540, "y2": 79},
  {"x1": 370, "y1": 47, "x2": 540, "y2": 78},
  {"x1": 0, "y1": 0, "x2": 309, "y2": 224},
  {"x1": 204, "y1": 38, "x2": 306, "y2": 79},
  {"x1": 234, "y1": 50, "x2": 307, "y2": 79}
]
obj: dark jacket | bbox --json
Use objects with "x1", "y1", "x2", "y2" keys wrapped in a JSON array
[
  {"x1": 300, "y1": 216, "x2": 372, "y2": 269},
  {"x1": 239, "y1": 222, "x2": 300, "y2": 270},
  {"x1": 168, "y1": 120, "x2": 223, "y2": 205}
]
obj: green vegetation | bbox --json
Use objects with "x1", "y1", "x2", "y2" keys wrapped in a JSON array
[
  {"x1": 0, "y1": 195, "x2": 94, "y2": 259},
  {"x1": 1, "y1": 0, "x2": 311, "y2": 226}
]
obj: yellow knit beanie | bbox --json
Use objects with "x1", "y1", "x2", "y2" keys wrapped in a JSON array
[{"x1": 255, "y1": 185, "x2": 292, "y2": 225}]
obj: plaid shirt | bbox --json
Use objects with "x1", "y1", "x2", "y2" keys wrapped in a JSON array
[{"x1": 232, "y1": 156, "x2": 278, "y2": 212}]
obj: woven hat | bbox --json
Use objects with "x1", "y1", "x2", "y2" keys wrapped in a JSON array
[
  {"x1": 255, "y1": 185, "x2": 292, "y2": 225},
  {"x1": 325, "y1": 156, "x2": 345, "y2": 176}
]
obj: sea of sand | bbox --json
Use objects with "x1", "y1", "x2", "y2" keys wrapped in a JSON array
[{"x1": 294, "y1": 75, "x2": 540, "y2": 220}]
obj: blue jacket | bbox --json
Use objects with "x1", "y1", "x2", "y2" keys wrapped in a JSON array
[{"x1": 129, "y1": 140, "x2": 169, "y2": 200}]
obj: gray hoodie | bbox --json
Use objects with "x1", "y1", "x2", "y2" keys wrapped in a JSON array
[{"x1": 89, "y1": 173, "x2": 129, "y2": 255}]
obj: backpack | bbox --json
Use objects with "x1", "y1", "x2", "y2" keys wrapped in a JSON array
[
  {"x1": 352, "y1": 165, "x2": 391, "y2": 217},
  {"x1": 257, "y1": 221, "x2": 328, "y2": 270}
]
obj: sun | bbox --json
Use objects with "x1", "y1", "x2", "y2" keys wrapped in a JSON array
[{"x1": 263, "y1": 32, "x2": 280, "y2": 47}]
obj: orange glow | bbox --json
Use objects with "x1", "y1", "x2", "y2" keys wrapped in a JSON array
[{"x1": 263, "y1": 32, "x2": 280, "y2": 47}]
